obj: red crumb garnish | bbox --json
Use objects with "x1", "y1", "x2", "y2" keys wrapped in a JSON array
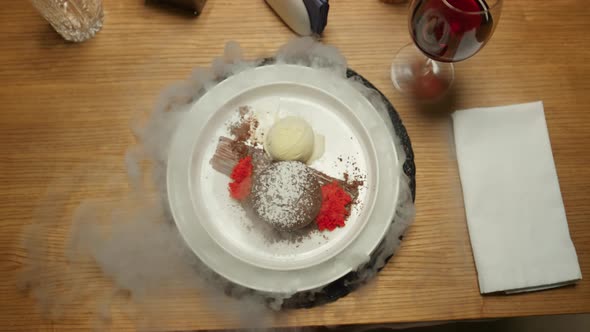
[
  {"x1": 229, "y1": 156, "x2": 253, "y2": 200},
  {"x1": 316, "y1": 181, "x2": 352, "y2": 231}
]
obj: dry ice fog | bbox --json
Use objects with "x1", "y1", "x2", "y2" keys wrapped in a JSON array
[{"x1": 19, "y1": 38, "x2": 415, "y2": 330}]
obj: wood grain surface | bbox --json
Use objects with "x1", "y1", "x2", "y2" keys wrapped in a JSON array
[{"x1": 1, "y1": 0, "x2": 589, "y2": 330}]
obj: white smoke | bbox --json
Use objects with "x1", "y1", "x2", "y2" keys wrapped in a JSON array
[{"x1": 19, "y1": 37, "x2": 415, "y2": 330}]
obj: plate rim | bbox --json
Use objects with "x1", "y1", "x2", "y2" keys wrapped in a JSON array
[
  {"x1": 166, "y1": 64, "x2": 401, "y2": 293},
  {"x1": 193, "y1": 83, "x2": 379, "y2": 271}
]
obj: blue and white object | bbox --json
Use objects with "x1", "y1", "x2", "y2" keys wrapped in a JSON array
[{"x1": 266, "y1": 0, "x2": 329, "y2": 36}]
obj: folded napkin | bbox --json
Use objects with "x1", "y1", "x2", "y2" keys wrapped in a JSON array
[{"x1": 452, "y1": 101, "x2": 582, "y2": 294}]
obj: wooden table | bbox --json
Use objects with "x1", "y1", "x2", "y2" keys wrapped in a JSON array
[{"x1": 1, "y1": 0, "x2": 589, "y2": 330}]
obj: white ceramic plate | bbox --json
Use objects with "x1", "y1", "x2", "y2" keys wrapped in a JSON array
[{"x1": 167, "y1": 64, "x2": 400, "y2": 293}]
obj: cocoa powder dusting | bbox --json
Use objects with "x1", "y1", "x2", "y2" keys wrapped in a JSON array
[
  {"x1": 228, "y1": 139, "x2": 249, "y2": 159},
  {"x1": 229, "y1": 121, "x2": 251, "y2": 142},
  {"x1": 226, "y1": 106, "x2": 261, "y2": 159},
  {"x1": 229, "y1": 106, "x2": 253, "y2": 143}
]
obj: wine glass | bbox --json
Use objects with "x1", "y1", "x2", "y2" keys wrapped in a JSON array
[{"x1": 391, "y1": 0, "x2": 503, "y2": 100}]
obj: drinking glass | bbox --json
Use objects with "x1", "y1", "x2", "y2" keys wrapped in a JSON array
[
  {"x1": 391, "y1": 0, "x2": 503, "y2": 100},
  {"x1": 30, "y1": 0, "x2": 103, "y2": 42}
]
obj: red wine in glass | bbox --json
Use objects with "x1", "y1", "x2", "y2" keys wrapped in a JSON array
[{"x1": 410, "y1": 0, "x2": 494, "y2": 62}]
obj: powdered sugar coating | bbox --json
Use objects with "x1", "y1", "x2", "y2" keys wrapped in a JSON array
[{"x1": 251, "y1": 161, "x2": 322, "y2": 231}]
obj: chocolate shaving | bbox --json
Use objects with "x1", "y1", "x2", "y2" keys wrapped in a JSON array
[{"x1": 210, "y1": 137, "x2": 272, "y2": 176}]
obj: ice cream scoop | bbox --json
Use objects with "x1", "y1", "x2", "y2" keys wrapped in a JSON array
[{"x1": 265, "y1": 116, "x2": 316, "y2": 163}]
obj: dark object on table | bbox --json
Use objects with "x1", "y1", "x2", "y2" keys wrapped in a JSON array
[
  {"x1": 265, "y1": 0, "x2": 329, "y2": 36},
  {"x1": 303, "y1": 0, "x2": 329, "y2": 35},
  {"x1": 146, "y1": 0, "x2": 207, "y2": 15}
]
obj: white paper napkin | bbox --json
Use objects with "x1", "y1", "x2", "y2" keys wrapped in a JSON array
[{"x1": 452, "y1": 101, "x2": 582, "y2": 294}]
